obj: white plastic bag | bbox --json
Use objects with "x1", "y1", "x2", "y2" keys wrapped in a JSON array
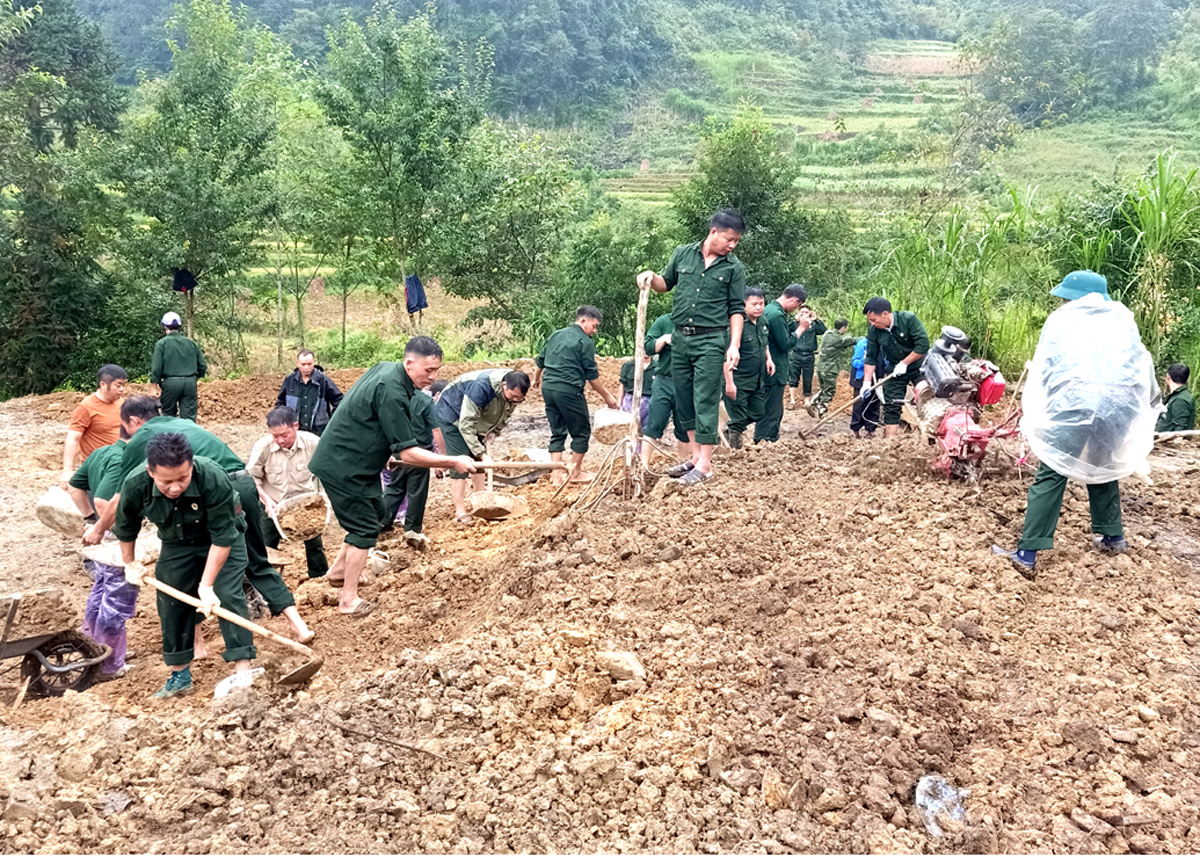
[
  {"x1": 36, "y1": 486, "x2": 85, "y2": 537},
  {"x1": 592, "y1": 407, "x2": 636, "y2": 445},
  {"x1": 1020, "y1": 294, "x2": 1159, "y2": 484}
]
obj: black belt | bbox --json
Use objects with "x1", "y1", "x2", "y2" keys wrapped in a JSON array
[
  {"x1": 677, "y1": 325, "x2": 725, "y2": 336},
  {"x1": 163, "y1": 375, "x2": 197, "y2": 379},
  {"x1": 227, "y1": 469, "x2": 250, "y2": 480}
]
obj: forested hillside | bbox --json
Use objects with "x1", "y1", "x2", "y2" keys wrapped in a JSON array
[{"x1": 3, "y1": 0, "x2": 1200, "y2": 398}]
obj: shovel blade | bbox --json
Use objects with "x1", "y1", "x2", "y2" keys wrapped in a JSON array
[{"x1": 278, "y1": 655, "x2": 324, "y2": 687}]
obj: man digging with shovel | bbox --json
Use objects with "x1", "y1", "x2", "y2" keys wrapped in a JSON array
[{"x1": 114, "y1": 432, "x2": 258, "y2": 699}]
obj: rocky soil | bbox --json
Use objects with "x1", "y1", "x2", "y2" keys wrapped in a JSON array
[{"x1": 3, "y1": 365, "x2": 1200, "y2": 854}]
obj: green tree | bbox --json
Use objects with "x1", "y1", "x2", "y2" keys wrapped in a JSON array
[
  {"x1": 672, "y1": 105, "x2": 810, "y2": 292},
  {"x1": 0, "y1": 0, "x2": 125, "y2": 397},
  {"x1": 316, "y1": 7, "x2": 490, "y2": 318},
  {"x1": 104, "y1": 0, "x2": 276, "y2": 348},
  {"x1": 431, "y1": 122, "x2": 579, "y2": 328}
]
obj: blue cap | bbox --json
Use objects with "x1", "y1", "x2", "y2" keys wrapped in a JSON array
[{"x1": 1051, "y1": 270, "x2": 1109, "y2": 301}]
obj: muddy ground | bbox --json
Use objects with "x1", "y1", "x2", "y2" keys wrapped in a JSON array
[{"x1": 3, "y1": 360, "x2": 1200, "y2": 854}]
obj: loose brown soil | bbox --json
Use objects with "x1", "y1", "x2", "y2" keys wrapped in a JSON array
[
  {"x1": 3, "y1": 366, "x2": 1200, "y2": 854},
  {"x1": 275, "y1": 494, "x2": 329, "y2": 542}
]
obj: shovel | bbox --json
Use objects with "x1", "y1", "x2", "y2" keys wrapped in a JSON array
[
  {"x1": 142, "y1": 576, "x2": 323, "y2": 686},
  {"x1": 798, "y1": 374, "x2": 890, "y2": 439}
]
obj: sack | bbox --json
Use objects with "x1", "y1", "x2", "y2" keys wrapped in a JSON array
[
  {"x1": 80, "y1": 529, "x2": 162, "y2": 567},
  {"x1": 274, "y1": 492, "x2": 331, "y2": 541},
  {"x1": 592, "y1": 408, "x2": 636, "y2": 445},
  {"x1": 1020, "y1": 294, "x2": 1159, "y2": 483},
  {"x1": 36, "y1": 486, "x2": 85, "y2": 537}
]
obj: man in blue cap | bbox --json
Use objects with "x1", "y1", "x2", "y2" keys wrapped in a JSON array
[{"x1": 993, "y1": 270, "x2": 1159, "y2": 580}]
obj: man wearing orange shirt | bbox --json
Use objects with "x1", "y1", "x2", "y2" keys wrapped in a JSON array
[{"x1": 60, "y1": 364, "x2": 126, "y2": 490}]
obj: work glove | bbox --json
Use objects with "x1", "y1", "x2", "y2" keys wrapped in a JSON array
[
  {"x1": 197, "y1": 585, "x2": 220, "y2": 617},
  {"x1": 889, "y1": 363, "x2": 909, "y2": 379},
  {"x1": 124, "y1": 560, "x2": 147, "y2": 587},
  {"x1": 860, "y1": 386, "x2": 874, "y2": 402}
]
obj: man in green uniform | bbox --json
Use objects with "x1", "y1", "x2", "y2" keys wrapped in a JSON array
[
  {"x1": 66, "y1": 435, "x2": 126, "y2": 523},
  {"x1": 1156, "y1": 364, "x2": 1195, "y2": 433},
  {"x1": 722, "y1": 288, "x2": 772, "y2": 448},
  {"x1": 151, "y1": 312, "x2": 207, "y2": 422},
  {"x1": 788, "y1": 302, "x2": 827, "y2": 409},
  {"x1": 308, "y1": 337, "x2": 477, "y2": 615},
  {"x1": 860, "y1": 297, "x2": 930, "y2": 439},
  {"x1": 811, "y1": 319, "x2": 858, "y2": 417},
  {"x1": 534, "y1": 307, "x2": 619, "y2": 486},
  {"x1": 381, "y1": 386, "x2": 438, "y2": 541},
  {"x1": 756, "y1": 284, "x2": 807, "y2": 443},
  {"x1": 82, "y1": 396, "x2": 313, "y2": 644},
  {"x1": 115, "y1": 432, "x2": 257, "y2": 699},
  {"x1": 637, "y1": 209, "x2": 747, "y2": 484},
  {"x1": 435, "y1": 368, "x2": 529, "y2": 523},
  {"x1": 640, "y1": 313, "x2": 692, "y2": 467},
  {"x1": 993, "y1": 271, "x2": 1157, "y2": 580}
]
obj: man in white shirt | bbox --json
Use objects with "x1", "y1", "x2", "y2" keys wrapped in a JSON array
[{"x1": 247, "y1": 406, "x2": 329, "y2": 579}]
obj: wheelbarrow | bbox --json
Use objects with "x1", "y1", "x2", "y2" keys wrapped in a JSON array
[{"x1": 0, "y1": 589, "x2": 111, "y2": 699}]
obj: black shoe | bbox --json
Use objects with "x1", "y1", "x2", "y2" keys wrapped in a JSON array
[
  {"x1": 728, "y1": 431, "x2": 743, "y2": 449},
  {"x1": 992, "y1": 545, "x2": 1036, "y2": 580},
  {"x1": 1093, "y1": 534, "x2": 1128, "y2": 554}
]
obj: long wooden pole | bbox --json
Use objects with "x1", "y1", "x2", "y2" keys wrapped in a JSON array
[{"x1": 630, "y1": 284, "x2": 650, "y2": 447}]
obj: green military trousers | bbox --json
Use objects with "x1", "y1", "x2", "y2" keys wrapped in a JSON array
[
  {"x1": 156, "y1": 538, "x2": 256, "y2": 665},
  {"x1": 159, "y1": 376, "x2": 199, "y2": 422},
  {"x1": 788, "y1": 351, "x2": 816, "y2": 396},
  {"x1": 263, "y1": 523, "x2": 329, "y2": 579},
  {"x1": 814, "y1": 366, "x2": 840, "y2": 408},
  {"x1": 1018, "y1": 462, "x2": 1123, "y2": 551},
  {"x1": 672, "y1": 330, "x2": 727, "y2": 446},
  {"x1": 724, "y1": 378, "x2": 766, "y2": 436},
  {"x1": 229, "y1": 473, "x2": 296, "y2": 612},
  {"x1": 643, "y1": 375, "x2": 690, "y2": 443},
  {"x1": 755, "y1": 384, "x2": 786, "y2": 443},
  {"x1": 381, "y1": 466, "x2": 430, "y2": 534},
  {"x1": 543, "y1": 386, "x2": 592, "y2": 454}
]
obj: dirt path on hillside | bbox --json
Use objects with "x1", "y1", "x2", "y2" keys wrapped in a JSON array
[{"x1": 3, "y1": 365, "x2": 1198, "y2": 854}]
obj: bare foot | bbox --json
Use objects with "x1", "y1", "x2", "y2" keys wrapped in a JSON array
[
  {"x1": 551, "y1": 473, "x2": 568, "y2": 487},
  {"x1": 194, "y1": 627, "x2": 209, "y2": 660},
  {"x1": 568, "y1": 471, "x2": 595, "y2": 483}
]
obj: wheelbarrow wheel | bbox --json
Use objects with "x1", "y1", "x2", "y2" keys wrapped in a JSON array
[{"x1": 19, "y1": 630, "x2": 104, "y2": 698}]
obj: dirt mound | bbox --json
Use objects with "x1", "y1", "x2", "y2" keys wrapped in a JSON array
[{"x1": 6, "y1": 432, "x2": 1200, "y2": 853}]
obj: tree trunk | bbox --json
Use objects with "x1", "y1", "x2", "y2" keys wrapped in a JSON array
[
  {"x1": 185, "y1": 290, "x2": 194, "y2": 339},
  {"x1": 342, "y1": 291, "x2": 348, "y2": 350}
]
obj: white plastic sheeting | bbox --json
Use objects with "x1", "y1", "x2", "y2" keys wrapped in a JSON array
[{"x1": 1021, "y1": 293, "x2": 1159, "y2": 484}]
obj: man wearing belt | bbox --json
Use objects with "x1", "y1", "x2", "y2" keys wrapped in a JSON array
[
  {"x1": 860, "y1": 297, "x2": 929, "y2": 439},
  {"x1": 757, "y1": 284, "x2": 808, "y2": 443},
  {"x1": 247, "y1": 406, "x2": 329, "y2": 580},
  {"x1": 435, "y1": 368, "x2": 529, "y2": 523},
  {"x1": 637, "y1": 209, "x2": 748, "y2": 484},
  {"x1": 534, "y1": 307, "x2": 619, "y2": 486},
  {"x1": 308, "y1": 337, "x2": 478, "y2": 616},
  {"x1": 114, "y1": 432, "x2": 257, "y2": 699},
  {"x1": 82, "y1": 396, "x2": 313, "y2": 643},
  {"x1": 722, "y1": 288, "x2": 772, "y2": 448},
  {"x1": 640, "y1": 312, "x2": 692, "y2": 467},
  {"x1": 151, "y1": 312, "x2": 207, "y2": 421},
  {"x1": 788, "y1": 305, "x2": 827, "y2": 410},
  {"x1": 275, "y1": 349, "x2": 343, "y2": 436}
]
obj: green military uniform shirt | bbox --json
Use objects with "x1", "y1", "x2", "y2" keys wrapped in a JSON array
[
  {"x1": 763, "y1": 302, "x2": 797, "y2": 387},
  {"x1": 68, "y1": 440, "x2": 125, "y2": 493},
  {"x1": 112, "y1": 455, "x2": 241, "y2": 547},
  {"x1": 103, "y1": 417, "x2": 244, "y2": 501},
  {"x1": 1157, "y1": 386, "x2": 1196, "y2": 433},
  {"x1": 661, "y1": 242, "x2": 746, "y2": 329},
  {"x1": 865, "y1": 310, "x2": 930, "y2": 368},
  {"x1": 732, "y1": 317, "x2": 768, "y2": 385},
  {"x1": 150, "y1": 331, "x2": 207, "y2": 383},
  {"x1": 308, "y1": 361, "x2": 419, "y2": 495},
  {"x1": 620, "y1": 359, "x2": 655, "y2": 397},
  {"x1": 819, "y1": 331, "x2": 858, "y2": 365},
  {"x1": 794, "y1": 318, "x2": 828, "y2": 355},
  {"x1": 644, "y1": 314, "x2": 675, "y2": 378},
  {"x1": 536, "y1": 325, "x2": 600, "y2": 392},
  {"x1": 411, "y1": 391, "x2": 435, "y2": 449}
]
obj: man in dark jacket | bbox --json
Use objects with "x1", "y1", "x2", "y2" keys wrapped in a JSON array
[
  {"x1": 1156, "y1": 364, "x2": 1195, "y2": 433},
  {"x1": 276, "y1": 350, "x2": 344, "y2": 436}
]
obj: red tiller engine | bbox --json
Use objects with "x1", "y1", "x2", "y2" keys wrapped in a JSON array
[{"x1": 908, "y1": 327, "x2": 1021, "y2": 478}]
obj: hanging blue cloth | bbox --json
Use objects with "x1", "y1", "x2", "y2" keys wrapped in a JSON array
[{"x1": 405, "y1": 274, "x2": 428, "y2": 314}]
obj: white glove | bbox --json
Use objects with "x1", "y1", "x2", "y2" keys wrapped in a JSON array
[
  {"x1": 124, "y1": 561, "x2": 147, "y2": 587},
  {"x1": 889, "y1": 363, "x2": 909, "y2": 378},
  {"x1": 197, "y1": 585, "x2": 220, "y2": 616}
]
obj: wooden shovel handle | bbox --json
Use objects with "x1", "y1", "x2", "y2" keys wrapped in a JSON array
[{"x1": 141, "y1": 575, "x2": 314, "y2": 659}]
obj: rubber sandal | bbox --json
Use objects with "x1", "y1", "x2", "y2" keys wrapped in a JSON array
[
  {"x1": 340, "y1": 599, "x2": 373, "y2": 617},
  {"x1": 677, "y1": 468, "x2": 713, "y2": 485},
  {"x1": 666, "y1": 461, "x2": 695, "y2": 478},
  {"x1": 455, "y1": 514, "x2": 477, "y2": 527}
]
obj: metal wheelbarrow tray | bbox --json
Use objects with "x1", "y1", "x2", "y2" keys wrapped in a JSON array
[{"x1": 0, "y1": 589, "x2": 111, "y2": 699}]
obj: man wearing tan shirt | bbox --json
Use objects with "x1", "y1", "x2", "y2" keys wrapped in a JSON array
[
  {"x1": 247, "y1": 406, "x2": 329, "y2": 579},
  {"x1": 60, "y1": 364, "x2": 126, "y2": 492}
]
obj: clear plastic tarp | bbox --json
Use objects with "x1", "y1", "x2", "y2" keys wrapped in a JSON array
[{"x1": 1020, "y1": 293, "x2": 1159, "y2": 484}]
